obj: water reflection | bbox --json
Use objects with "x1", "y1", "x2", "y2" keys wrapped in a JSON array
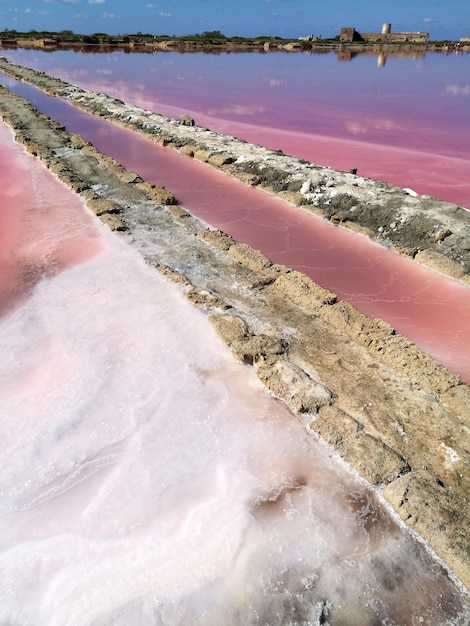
[{"x1": 336, "y1": 49, "x2": 429, "y2": 64}]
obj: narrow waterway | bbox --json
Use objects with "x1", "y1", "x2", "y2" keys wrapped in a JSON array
[
  {"x1": 0, "y1": 120, "x2": 468, "y2": 625},
  {"x1": 2, "y1": 74, "x2": 470, "y2": 382}
]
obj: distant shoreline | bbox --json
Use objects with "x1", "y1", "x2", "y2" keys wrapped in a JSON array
[{"x1": 1, "y1": 32, "x2": 468, "y2": 55}]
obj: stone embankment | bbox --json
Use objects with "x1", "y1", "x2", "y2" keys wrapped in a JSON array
[
  {"x1": 0, "y1": 79, "x2": 469, "y2": 593},
  {"x1": 0, "y1": 56, "x2": 469, "y2": 284}
]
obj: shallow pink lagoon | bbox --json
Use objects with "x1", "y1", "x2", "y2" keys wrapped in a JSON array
[
  {"x1": 0, "y1": 123, "x2": 103, "y2": 317},
  {"x1": 4, "y1": 47, "x2": 470, "y2": 208},
  {"x1": 0, "y1": 115, "x2": 469, "y2": 625}
]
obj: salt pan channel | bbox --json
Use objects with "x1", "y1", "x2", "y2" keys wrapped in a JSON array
[
  {"x1": 3, "y1": 74, "x2": 470, "y2": 382},
  {"x1": 0, "y1": 121, "x2": 469, "y2": 624}
]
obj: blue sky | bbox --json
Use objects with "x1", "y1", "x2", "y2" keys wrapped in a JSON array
[{"x1": 1, "y1": 0, "x2": 469, "y2": 39}]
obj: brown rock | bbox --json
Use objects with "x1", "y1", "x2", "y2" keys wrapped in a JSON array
[
  {"x1": 136, "y1": 182, "x2": 178, "y2": 205},
  {"x1": 178, "y1": 114, "x2": 195, "y2": 126},
  {"x1": 166, "y1": 205, "x2": 191, "y2": 219},
  {"x1": 310, "y1": 407, "x2": 409, "y2": 485},
  {"x1": 194, "y1": 149, "x2": 212, "y2": 162},
  {"x1": 275, "y1": 190, "x2": 303, "y2": 206},
  {"x1": 274, "y1": 270, "x2": 337, "y2": 311},
  {"x1": 228, "y1": 243, "x2": 273, "y2": 272},
  {"x1": 321, "y1": 300, "x2": 394, "y2": 346},
  {"x1": 256, "y1": 355, "x2": 332, "y2": 414},
  {"x1": 179, "y1": 144, "x2": 196, "y2": 157},
  {"x1": 208, "y1": 153, "x2": 234, "y2": 167},
  {"x1": 87, "y1": 197, "x2": 121, "y2": 216},
  {"x1": 99, "y1": 213, "x2": 126, "y2": 231},
  {"x1": 186, "y1": 288, "x2": 229, "y2": 310},
  {"x1": 153, "y1": 264, "x2": 192, "y2": 288},
  {"x1": 230, "y1": 334, "x2": 287, "y2": 364},
  {"x1": 198, "y1": 229, "x2": 234, "y2": 251},
  {"x1": 117, "y1": 169, "x2": 143, "y2": 184},
  {"x1": 208, "y1": 313, "x2": 249, "y2": 345},
  {"x1": 384, "y1": 470, "x2": 470, "y2": 590},
  {"x1": 415, "y1": 249, "x2": 466, "y2": 279}
]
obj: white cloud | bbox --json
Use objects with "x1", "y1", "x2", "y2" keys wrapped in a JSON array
[
  {"x1": 344, "y1": 117, "x2": 397, "y2": 135},
  {"x1": 8, "y1": 6, "x2": 51, "y2": 13},
  {"x1": 88, "y1": 0, "x2": 105, "y2": 4},
  {"x1": 41, "y1": 0, "x2": 80, "y2": 4},
  {"x1": 446, "y1": 83, "x2": 470, "y2": 96},
  {"x1": 206, "y1": 104, "x2": 267, "y2": 117},
  {"x1": 160, "y1": 11, "x2": 172, "y2": 17},
  {"x1": 263, "y1": 77, "x2": 286, "y2": 87}
]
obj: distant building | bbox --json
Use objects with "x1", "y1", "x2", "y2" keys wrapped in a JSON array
[
  {"x1": 339, "y1": 28, "x2": 360, "y2": 42},
  {"x1": 15, "y1": 38, "x2": 58, "y2": 48},
  {"x1": 0, "y1": 39, "x2": 17, "y2": 47},
  {"x1": 339, "y1": 23, "x2": 429, "y2": 44},
  {"x1": 39, "y1": 38, "x2": 58, "y2": 48}
]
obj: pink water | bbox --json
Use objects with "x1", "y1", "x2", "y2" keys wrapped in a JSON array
[
  {"x1": 0, "y1": 116, "x2": 468, "y2": 624},
  {"x1": 4, "y1": 74, "x2": 470, "y2": 382},
  {"x1": 0, "y1": 123, "x2": 103, "y2": 316},
  {"x1": 3, "y1": 48, "x2": 470, "y2": 208}
]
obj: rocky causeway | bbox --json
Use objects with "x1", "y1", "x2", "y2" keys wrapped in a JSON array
[{"x1": 0, "y1": 58, "x2": 469, "y2": 593}]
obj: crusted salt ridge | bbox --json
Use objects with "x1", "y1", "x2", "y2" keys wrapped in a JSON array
[
  {"x1": 0, "y1": 83, "x2": 469, "y2": 592},
  {"x1": 0, "y1": 56, "x2": 469, "y2": 284}
]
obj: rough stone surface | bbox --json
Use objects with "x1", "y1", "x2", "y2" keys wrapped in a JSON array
[
  {"x1": 85, "y1": 196, "x2": 121, "y2": 216},
  {"x1": 186, "y1": 288, "x2": 229, "y2": 310},
  {"x1": 98, "y1": 213, "x2": 126, "y2": 231},
  {"x1": 230, "y1": 334, "x2": 287, "y2": 365},
  {"x1": 256, "y1": 355, "x2": 333, "y2": 415},
  {"x1": 1, "y1": 79, "x2": 469, "y2": 591},
  {"x1": 228, "y1": 243, "x2": 273, "y2": 273},
  {"x1": 415, "y1": 248, "x2": 466, "y2": 279},
  {"x1": 198, "y1": 228, "x2": 234, "y2": 251},
  {"x1": 310, "y1": 406, "x2": 410, "y2": 485},
  {"x1": 274, "y1": 270, "x2": 337, "y2": 311},
  {"x1": 178, "y1": 114, "x2": 195, "y2": 126},
  {"x1": 208, "y1": 313, "x2": 249, "y2": 345},
  {"x1": 136, "y1": 182, "x2": 178, "y2": 205},
  {"x1": 384, "y1": 471, "x2": 470, "y2": 591}
]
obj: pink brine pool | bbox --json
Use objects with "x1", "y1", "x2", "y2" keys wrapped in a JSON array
[
  {"x1": 3, "y1": 47, "x2": 470, "y2": 208},
  {"x1": 0, "y1": 123, "x2": 103, "y2": 317}
]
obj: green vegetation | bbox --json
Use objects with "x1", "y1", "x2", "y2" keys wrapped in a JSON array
[
  {"x1": 0, "y1": 28, "x2": 459, "y2": 49},
  {"x1": 0, "y1": 28, "x2": 298, "y2": 45}
]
